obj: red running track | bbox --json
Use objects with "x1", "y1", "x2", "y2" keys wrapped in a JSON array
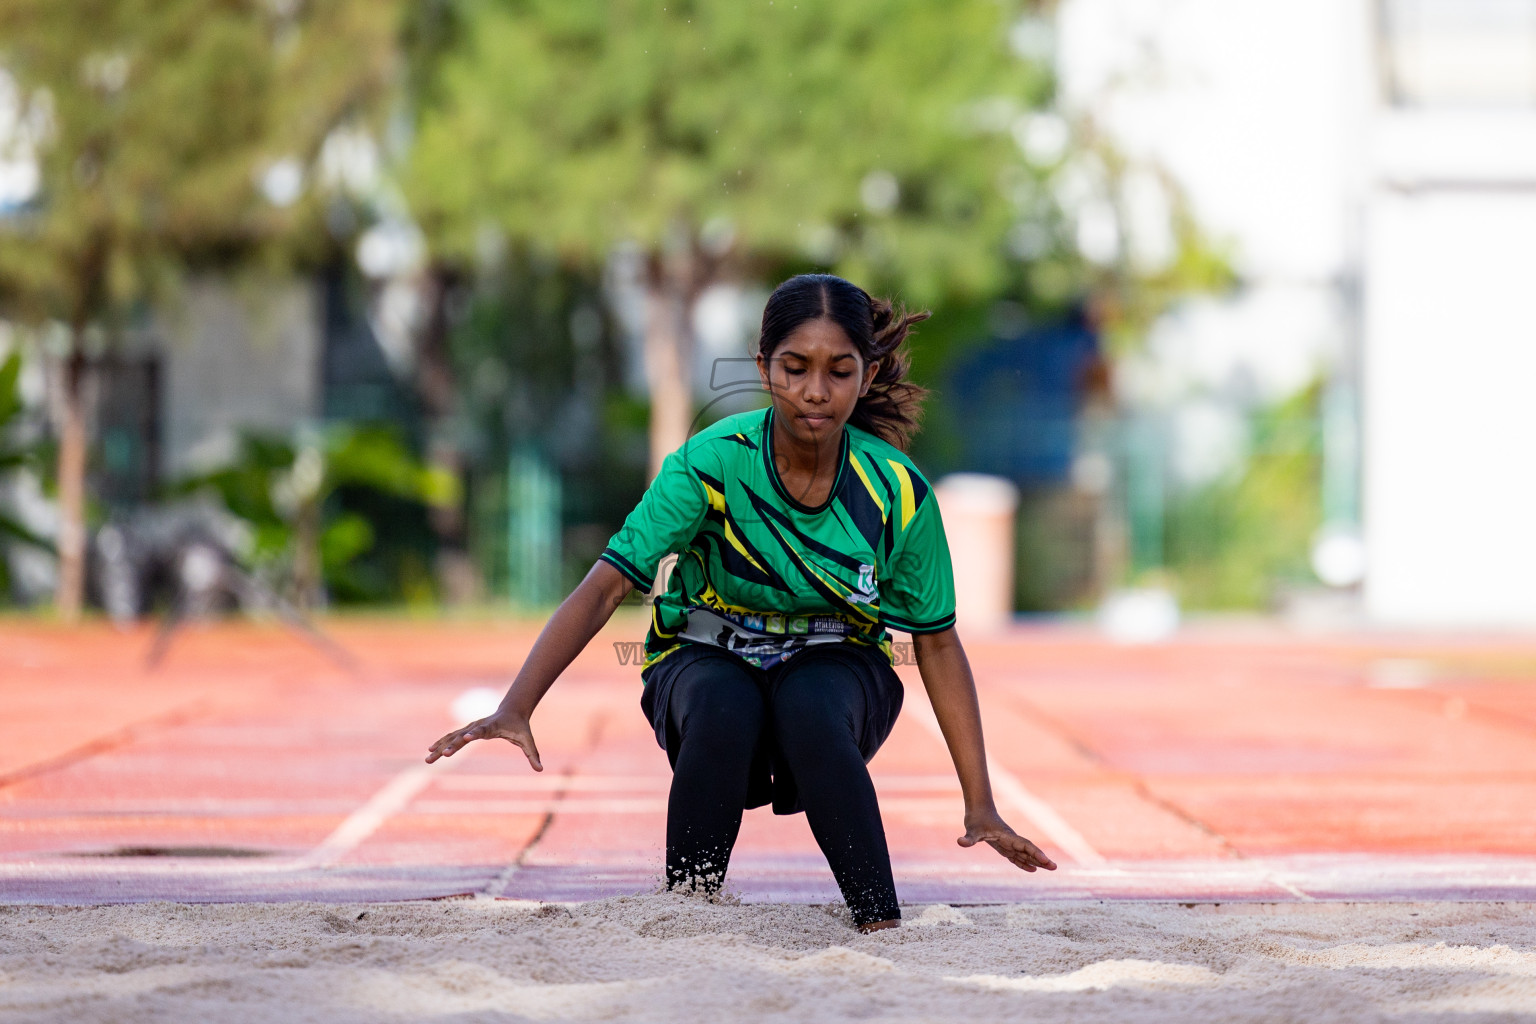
[{"x1": 3, "y1": 614, "x2": 1536, "y2": 905}]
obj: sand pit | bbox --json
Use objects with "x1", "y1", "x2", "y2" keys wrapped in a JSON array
[{"x1": 3, "y1": 897, "x2": 1535, "y2": 1022}]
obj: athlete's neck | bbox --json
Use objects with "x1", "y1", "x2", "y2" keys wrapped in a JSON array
[{"x1": 769, "y1": 406, "x2": 845, "y2": 508}]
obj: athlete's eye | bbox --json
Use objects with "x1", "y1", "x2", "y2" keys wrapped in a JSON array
[
  {"x1": 832, "y1": 371, "x2": 852, "y2": 379},
  {"x1": 784, "y1": 366, "x2": 806, "y2": 376}
]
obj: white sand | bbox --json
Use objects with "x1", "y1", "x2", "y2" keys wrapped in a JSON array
[{"x1": 3, "y1": 896, "x2": 1535, "y2": 1022}]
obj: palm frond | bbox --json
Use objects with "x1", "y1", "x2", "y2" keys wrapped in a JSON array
[{"x1": 0, "y1": 513, "x2": 54, "y2": 554}]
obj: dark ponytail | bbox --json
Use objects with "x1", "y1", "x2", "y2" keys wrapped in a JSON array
[{"x1": 757, "y1": 274, "x2": 931, "y2": 451}]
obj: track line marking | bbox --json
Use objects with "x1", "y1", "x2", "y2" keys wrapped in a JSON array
[
  {"x1": 437, "y1": 775, "x2": 668, "y2": 792},
  {"x1": 1266, "y1": 874, "x2": 1317, "y2": 901},
  {"x1": 413, "y1": 798, "x2": 667, "y2": 815},
  {"x1": 480, "y1": 861, "x2": 520, "y2": 899},
  {"x1": 477, "y1": 711, "x2": 609, "y2": 899},
  {"x1": 298, "y1": 750, "x2": 471, "y2": 869},
  {"x1": 909, "y1": 703, "x2": 1108, "y2": 866}
]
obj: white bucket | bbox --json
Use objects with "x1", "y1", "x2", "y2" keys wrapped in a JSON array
[{"x1": 934, "y1": 474, "x2": 1019, "y2": 636}]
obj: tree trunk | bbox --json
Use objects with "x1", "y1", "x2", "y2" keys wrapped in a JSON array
[
  {"x1": 642, "y1": 237, "x2": 706, "y2": 480},
  {"x1": 55, "y1": 230, "x2": 109, "y2": 622},
  {"x1": 291, "y1": 495, "x2": 321, "y2": 613},
  {"x1": 53, "y1": 350, "x2": 90, "y2": 622}
]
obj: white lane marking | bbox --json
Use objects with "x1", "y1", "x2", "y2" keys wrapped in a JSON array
[
  {"x1": 413, "y1": 798, "x2": 668, "y2": 815},
  {"x1": 439, "y1": 795, "x2": 948, "y2": 821},
  {"x1": 415, "y1": 795, "x2": 975, "y2": 817},
  {"x1": 480, "y1": 860, "x2": 520, "y2": 899},
  {"x1": 299, "y1": 750, "x2": 471, "y2": 869},
  {"x1": 909, "y1": 702, "x2": 1107, "y2": 866},
  {"x1": 437, "y1": 775, "x2": 668, "y2": 792},
  {"x1": 1266, "y1": 873, "x2": 1317, "y2": 901},
  {"x1": 300, "y1": 680, "x2": 525, "y2": 871}
]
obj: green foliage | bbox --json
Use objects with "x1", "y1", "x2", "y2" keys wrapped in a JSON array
[
  {"x1": 1163, "y1": 386, "x2": 1323, "y2": 609},
  {"x1": 0, "y1": 0, "x2": 407, "y2": 326},
  {"x1": 176, "y1": 425, "x2": 458, "y2": 602},
  {"x1": 0, "y1": 351, "x2": 53, "y2": 594},
  {"x1": 327, "y1": 428, "x2": 461, "y2": 507},
  {"x1": 0, "y1": 353, "x2": 26, "y2": 472},
  {"x1": 0, "y1": 0, "x2": 412, "y2": 614},
  {"x1": 0, "y1": 0, "x2": 1239, "y2": 611},
  {"x1": 407, "y1": 0, "x2": 1042, "y2": 302},
  {"x1": 183, "y1": 433, "x2": 296, "y2": 566}
]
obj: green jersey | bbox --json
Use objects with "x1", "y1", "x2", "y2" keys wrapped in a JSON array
[{"x1": 601, "y1": 406, "x2": 956, "y2": 671}]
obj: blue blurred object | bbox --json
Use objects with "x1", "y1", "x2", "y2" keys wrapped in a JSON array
[{"x1": 948, "y1": 306, "x2": 1102, "y2": 485}]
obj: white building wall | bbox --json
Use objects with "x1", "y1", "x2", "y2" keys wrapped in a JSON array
[
  {"x1": 1359, "y1": 18, "x2": 1536, "y2": 626},
  {"x1": 1059, "y1": 0, "x2": 1536, "y2": 627},
  {"x1": 1363, "y1": 189, "x2": 1536, "y2": 626}
]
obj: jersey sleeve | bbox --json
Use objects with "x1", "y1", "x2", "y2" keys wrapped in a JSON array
[
  {"x1": 879, "y1": 487, "x2": 957, "y2": 634},
  {"x1": 599, "y1": 443, "x2": 709, "y2": 591}
]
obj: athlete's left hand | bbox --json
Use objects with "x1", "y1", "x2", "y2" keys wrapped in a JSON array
[
  {"x1": 426, "y1": 709, "x2": 542, "y2": 770},
  {"x1": 958, "y1": 810, "x2": 1058, "y2": 872}
]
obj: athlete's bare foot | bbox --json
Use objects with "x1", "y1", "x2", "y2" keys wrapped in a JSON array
[{"x1": 857, "y1": 918, "x2": 900, "y2": 933}]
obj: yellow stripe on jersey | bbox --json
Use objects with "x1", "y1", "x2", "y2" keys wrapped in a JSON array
[
  {"x1": 850, "y1": 454, "x2": 886, "y2": 515},
  {"x1": 700, "y1": 478, "x2": 727, "y2": 514},
  {"x1": 698, "y1": 476, "x2": 766, "y2": 572},
  {"x1": 887, "y1": 459, "x2": 917, "y2": 530}
]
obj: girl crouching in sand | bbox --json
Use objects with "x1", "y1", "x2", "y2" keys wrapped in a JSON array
[{"x1": 428, "y1": 273, "x2": 1056, "y2": 930}]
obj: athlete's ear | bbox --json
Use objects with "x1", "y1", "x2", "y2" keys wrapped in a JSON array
[
  {"x1": 756, "y1": 352, "x2": 773, "y2": 392},
  {"x1": 859, "y1": 359, "x2": 879, "y2": 397}
]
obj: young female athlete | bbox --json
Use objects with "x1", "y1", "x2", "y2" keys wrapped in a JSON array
[{"x1": 426, "y1": 273, "x2": 1056, "y2": 931}]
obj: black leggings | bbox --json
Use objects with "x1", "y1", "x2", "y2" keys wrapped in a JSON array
[{"x1": 650, "y1": 644, "x2": 902, "y2": 926}]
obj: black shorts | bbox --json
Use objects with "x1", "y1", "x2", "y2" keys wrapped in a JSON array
[{"x1": 640, "y1": 639, "x2": 905, "y2": 815}]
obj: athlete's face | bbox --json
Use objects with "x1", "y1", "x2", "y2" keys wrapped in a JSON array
[{"x1": 757, "y1": 318, "x2": 879, "y2": 447}]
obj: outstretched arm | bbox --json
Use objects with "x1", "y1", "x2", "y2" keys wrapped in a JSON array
[
  {"x1": 426, "y1": 560, "x2": 634, "y2": 768},
  {"x1": 912, "y1": 627, "x2": 1057, "y2": 872}
]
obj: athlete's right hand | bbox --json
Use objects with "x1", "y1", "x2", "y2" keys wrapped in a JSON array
[{"x1": 426, "y1": 710, "x2": 542, "y2": 770}]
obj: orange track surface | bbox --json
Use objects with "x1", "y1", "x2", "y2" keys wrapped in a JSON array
[{"x1": 3, "y1": 614, "x2": 1535, "y2": 904}]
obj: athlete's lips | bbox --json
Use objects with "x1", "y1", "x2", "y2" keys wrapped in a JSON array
[{"x1": 800, "y1": 413, "x2": 833, "y2": 428}]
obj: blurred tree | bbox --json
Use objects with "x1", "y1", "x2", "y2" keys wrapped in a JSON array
[
  {"x1": 0, "y1": 0, "x2": 405, "y2": 619},
  {"x1": 405, "y1": 0, "x2": 1047, "y2": 476},
  {"x1": 175, "y1": 425, "x2": 458, "y2": 607}
]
